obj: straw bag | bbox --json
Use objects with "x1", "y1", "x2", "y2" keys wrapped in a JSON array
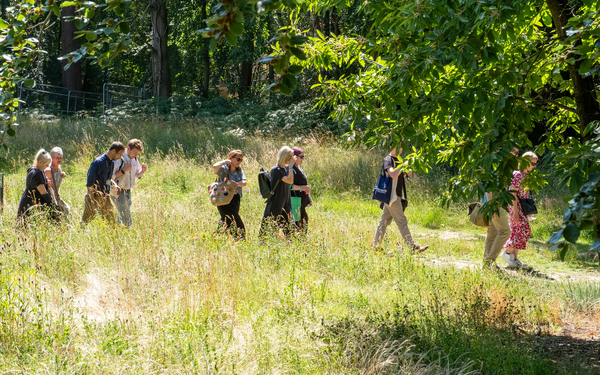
[{"x1": 208, "y1": 169, "x2": 237, "y2": 206}]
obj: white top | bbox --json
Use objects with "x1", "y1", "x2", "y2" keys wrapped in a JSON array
[{"x1": 113, "y1": 153, "x2": 142, "y2": 190}]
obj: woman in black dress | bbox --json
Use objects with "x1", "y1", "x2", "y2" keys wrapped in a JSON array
[
  {"x1": 260, "y1": 146, "x2": 297, "y2": 236},
  {"x1": 17, "y1": 149, "x2": 55, "y2": 219},
  {"x1": 290, "y1": 146, "x2": 311, "y2": 231}
]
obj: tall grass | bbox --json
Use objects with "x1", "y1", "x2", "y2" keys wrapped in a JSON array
[{"x1": 0, "y1": 116, "x2": 593, "y2": 373}]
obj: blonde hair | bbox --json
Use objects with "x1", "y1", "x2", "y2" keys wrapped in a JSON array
[
  {"x1": 50, "y1": 147, "x2": 63, "y2": 158},
  {"x1": 277, "y1": 146, "x2": 293, "y2": 167},
  {"x1": 33, "y1": 149, "x2": 51, "y2": 168},
  {"x1": 522, "y1": 151, "x2": 538, "y2": 160}
]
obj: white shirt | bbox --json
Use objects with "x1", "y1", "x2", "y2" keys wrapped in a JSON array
[{"x1": 113, "y1": 153, "x2": 142, "y2": 190}]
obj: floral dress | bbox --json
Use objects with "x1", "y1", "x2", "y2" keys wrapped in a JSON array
[{"x1": 503, "y1": 170, "x2": 531, "y2": 250}]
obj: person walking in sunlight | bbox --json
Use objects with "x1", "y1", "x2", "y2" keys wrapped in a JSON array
[
  {"x1": 45, "y1": 147, "x2": 70, "y2": 220},
  {"x1": 373, "y1": 143, "x2": 428, "y2": 253},
  {"x1": 17, "y1": 149, "x2": 57, "y2": 221},
  {"x1": 212, "y1": 149, "x2": 247, "y2": 238},
  {"x1": 290, "y1": 146, "x2": 311, "y2": 232},
  {"x1": 112, "y1": 139, "x2": 147, "y2": 228},
  {"x1": 500, "y1": 151, "x2": 538, "y2": 269},
  {"x1": 81, "y1": 142, "x2": 125, "y2": 224}
]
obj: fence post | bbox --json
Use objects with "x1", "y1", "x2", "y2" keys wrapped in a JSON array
[
  {"x1": 0, "y1": 173, "x2": 3, "y2": 213},
  {"x1": 103, "y1": 83, "x2": 107, "y2": 121},
  {"x1": 18, "y1": 82, "x2": 23, "y2": 116}
]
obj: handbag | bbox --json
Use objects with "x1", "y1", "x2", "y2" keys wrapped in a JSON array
[
  {"x1": 399, "y1": 173, "x2": 408, "y2": 211},
  {"x1": 290, "y1": 186, "x2": 302, "y2": 222},
  {"x1": 519, "y1": 197, "x2": 538, "y2": 216},
  {"x1": 209, "y1": 168, "x2": 237, "y2": 206},
  {"x1": 468, "y1": 202, "x2": 490, "y2": 227},
  {"x1": 373, "y1": 165, "x2": 393, "y2": 205}
]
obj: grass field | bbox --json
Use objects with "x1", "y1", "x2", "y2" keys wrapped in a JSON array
[{"x1": 0, "y1": 117, "x2": 599, "y2": 374}]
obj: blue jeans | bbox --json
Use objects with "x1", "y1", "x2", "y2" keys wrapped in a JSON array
[{"x1": 111, "y1": 190, "x2": 132, "y2": 228}]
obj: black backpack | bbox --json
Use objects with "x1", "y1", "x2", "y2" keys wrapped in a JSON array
[{"x1": 258, "y1": 167, "x2": 280, "y2": 199}]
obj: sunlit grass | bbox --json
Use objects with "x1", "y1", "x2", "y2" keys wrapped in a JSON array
[{"x1": 0, "y1": 117, "x2": 597, "y2": 373}]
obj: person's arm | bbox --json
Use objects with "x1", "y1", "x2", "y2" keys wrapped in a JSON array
[
  {"x1": 282, "y1": 165, "x2": 294, "y2": 184},
  {"x1": 387, "y1": 166, "x2": 403, "y2": 179},
  {"x1": 44, "y1": 168, "x2": 52, "y2": 184},
  {"x1": 137, "y1": 161, "x2": 146, "y2": 179},
  {"x1": 113, "y1": 160, "x2": 125, "y2": 180},
  {"x1": 36, "y1": 184, "x2": 48, "y2": 195},
  {"x1": 213, "y1": 159, "x2": 230, "y2": 174},
  {"x1": 237, "y1": 179, "x2": 247, "y2": 187},
  {"x1": 485, "y1": 192, "x2": 493, "y2": 202}
]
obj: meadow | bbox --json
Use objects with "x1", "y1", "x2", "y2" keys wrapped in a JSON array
[{"x1": 0, "y1": 117, "x2": 599, "y2": 374}]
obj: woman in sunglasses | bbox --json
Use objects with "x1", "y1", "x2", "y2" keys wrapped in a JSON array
[
  {"x1": 213, "y1": 150, "x2": 247, "y2": 238},
  {"x1": 291, "y1": 146, "x2": 311, "y2": 231},
  {"x1": 500, "y1": 151, "x2": 538, "y2": 269}
]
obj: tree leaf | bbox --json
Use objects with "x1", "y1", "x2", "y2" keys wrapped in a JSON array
[
  {"x1": 224, "y1": 31, "x2": 237, "y2": 45},
  {"x1": 279, "y1": 83, "x2": 293, "y2": 95},
  {"x1": 229, "y1": 20, "x2": 244, "y2": 36},
  {"x1": 549, "y1": 228, "x2": 564, "y2": 244},
  {"x1": 24, "y1": 79, "x2": 34, "y2": 88},
  {"x1": 290, "y1": 47, "x2": 306, "y2": 60},
  {"x1": 563, "y1": 222, "x2": 580, "y2": 243},
  {"x1": 559, "y1": 243, "x2": 569, "y2": 261},
  {"x1": 120, "y1": 22, "x2": 130, "y2": 34},
  {"x1": 590, "y1": 238, "x2": 600, "y2": 251},
  {"x1": 6, "y1": 128, "x2": 15, "y2": 137}
]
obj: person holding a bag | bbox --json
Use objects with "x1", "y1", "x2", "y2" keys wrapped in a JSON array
[
  {"x1": 500, "y1": 151, "x2": 538, "y2": 268},
  {"x1": 372, "y1": 144, "x2": 428, "y2": 253},
  {"x1": 81, "y1": 142, "x2": 125, "y2": 224},
  {"x1": 260, "y1": 146, "x2": 296, "y2": 237},
  {"x1": 290, "y1": 146, "x2": 311, "y2": 231},
  {"x1": 213, "y1": 150, "x2": 247, "y2": 237},
  {"x1": 481, "y1": 146, "x2": 519, "y2": 270}
]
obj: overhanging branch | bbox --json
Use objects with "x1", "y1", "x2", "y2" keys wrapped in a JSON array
[{"x1": 515, "y1": 96, "x2": 577, "y2": 114}]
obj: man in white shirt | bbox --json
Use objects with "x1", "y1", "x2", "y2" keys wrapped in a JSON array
[{"x1": 112, "y1": 139, "x2": 147, "y2": 228}]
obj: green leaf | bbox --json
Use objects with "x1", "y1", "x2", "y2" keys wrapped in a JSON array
[
  {"x1": 279, "y1": 83, "x2": 293, "y2": 95},
  {"x1": 24, "y1": 79, "x2": 34, "y2": 88},
  {"x1": 559, "y1": 243, "x2": 569, "y2": 261},
  {"x1": 229, "y1": 20, "x2": 244, "y2": 36},
  {"x1": 224, "y1": 31, "x2": 237, "y2": 45},
  {"x1": 290, "y1": 47, "x2": 307, "y2": 60},
  {"x1": 290, "y1": 35, "x2": 308, "y2": 45},
  {"x1": 287, "y1": 64, "x2": 302, "y2": 74},
  {"x1": 60, "y1": 1, "x2": 79, "y2": 7},
  {"x1": 282, "y1": 74, "x2": 297, "y2": 89},
  {"x1": 120, "y1": 22, "x2": 130, "y2": 34},
  {"x1": 591, "y1": 238, "x2": 600, "y2": 251},
  {"x1": 549, "y1": 228, "x2": 564, "y2": 244},
  {"x1": 0, "y1": 19, "x2": 8, "y2": 30},
  {"x1": 563, "y1": 222, "x2": 580, "y2": 243},
  {"x1": 6, "y1": 127, "x2": 15, "y2": 136},
  {"x1": 578, "y1": 59, "x2": 593, "y2": 75},
  {"x1": 105, "y1": 0, "x2": 123, "y2": 12},
  {"x1": 86, "y1": 32, "x2": 98, "y2": 41},
  {"x1": 51, "y1": 4, "x2": 61, "y2": 17}
]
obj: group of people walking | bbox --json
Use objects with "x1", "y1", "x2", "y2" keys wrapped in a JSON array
[
  {"x1": 15, "y1": 139, "x2": 539, "y2": 268},
  {"x1": 18, "y1": 139, "x2": 147, "y2": 228},
  {"x1": 210, "y1": 146, "x2": 312, "y2": 239}
]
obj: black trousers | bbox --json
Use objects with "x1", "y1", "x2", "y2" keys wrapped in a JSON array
[{"x1": 216, "y1": 194, "x2": 245, "y2": 236}]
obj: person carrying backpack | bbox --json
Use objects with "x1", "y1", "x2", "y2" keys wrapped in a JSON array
[{"x1": 260, "y1": 146, "x2": 297, "y2": 237}]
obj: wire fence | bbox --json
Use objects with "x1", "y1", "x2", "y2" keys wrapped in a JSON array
[{"x1": 17, "y1": 82, "x2": 149, "y2": 117}]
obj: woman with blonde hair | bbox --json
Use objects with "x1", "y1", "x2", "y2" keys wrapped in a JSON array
[
  {"x1": 17, "y1": 149, "x2": 56, "y2": 218},
  {"x1": 45, "y1": 147, "x2": 70, "y2": 219},
  {"x1": 500, "y1": 151, "x2": 538, "y2": 268},
  {"x1": 212, "y1": 149, "x2": 247, "y2": 237},
  {"x1": 260, "y1": 146, "x2": 297, "y2": 236}
]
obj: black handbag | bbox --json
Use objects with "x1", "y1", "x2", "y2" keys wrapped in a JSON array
[
  {"x1": 519, "y1": 197, "x2": 537, "y2": 216},
  {"x1": 399, "y1": 173, "x2": 408, "y2": 211}
]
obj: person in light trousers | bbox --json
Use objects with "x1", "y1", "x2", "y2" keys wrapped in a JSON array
[{"x1": 112, "y1": 139, "x2": 147, "y2": 228}]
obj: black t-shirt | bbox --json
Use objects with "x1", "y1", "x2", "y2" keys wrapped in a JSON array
[
  {"x1": 17, "y1": 167, "x2": 50, "y2": 216},
  {"x1": 263, "y1": 165, "x2": 292, "y2": 220},
  {"x1": 292, "y1": 165, "x2": 311, "y2": 208},
  {"x1": 383, "y1": 155, "x2": 405, "y2": 198}
]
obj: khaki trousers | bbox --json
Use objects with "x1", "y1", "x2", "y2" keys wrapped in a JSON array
[
  {"x1": 81, "y1": 189, "x2": 115, "y2": 224},
  {"x1": 483, "y1": 209, "x2": 511, "y2": 261},
  {"x1": 373, "y1": 200, "x2": 413, "y2": 247}
]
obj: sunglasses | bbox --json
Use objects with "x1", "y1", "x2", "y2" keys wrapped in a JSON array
[
  {"x1": 299, "y1": 155, "x2": 305, "y2": 159},
  {"x1": 235, "y1": 157, "x2": 243, "y2": 162}
]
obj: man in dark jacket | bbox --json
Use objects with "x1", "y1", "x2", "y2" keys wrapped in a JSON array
[{"x1": 81, "y1": 142, "x2": 125, "y2": 224}]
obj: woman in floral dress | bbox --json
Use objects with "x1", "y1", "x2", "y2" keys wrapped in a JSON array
[{"x1": 500, "y1": 151, "x2": 538, "y2": 268}]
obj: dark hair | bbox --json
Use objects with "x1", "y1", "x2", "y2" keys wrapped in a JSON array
[
  {"x1": 109, "y1": 142, "x2": 126, "y2": 153},
  {"x1": 292, "y1": 146, "x2": 304, "y2": 156}
]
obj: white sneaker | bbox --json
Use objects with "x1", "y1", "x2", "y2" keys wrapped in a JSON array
[
  {"x1": 500, "y1": 251, "x2": 517, "y2": 268},
  {"x1": 514, "y1": 258, "x2": 529, "y2": 269}
]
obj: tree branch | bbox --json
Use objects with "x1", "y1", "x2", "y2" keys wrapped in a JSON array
[{"x1": 515, "y1": 96, "x2": 578, "y2": 113}]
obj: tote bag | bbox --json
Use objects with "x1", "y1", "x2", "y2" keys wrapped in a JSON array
[
  {"x1": 372, "y1": 166, "x2": 393, "y2": 205},
  {"x1": 290, "y1": 187, "x2": 302, "y2": 222}
]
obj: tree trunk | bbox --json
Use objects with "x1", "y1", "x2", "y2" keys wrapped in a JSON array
[
  {"x1": 323, "y1": 10, "x2": 330, "y2": 37},
  {"x1": 201, "y1": 0, "x2": 210, "y2": 96},
  {"x1": 239, "y1": 34, "x2": 255, "y2": 99},
  {"x1": 331, "y1": 8, "x2": 340, "y2": 36},
  {"x1": 150, "y1": 0, "x2": 172, "y2": 99},
  {"x1": 60, "y1": 4, "x2": 82, "y2": 92},
  {"x1": 546, "y1": 0, "x2": 600, "y2": 142}
]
